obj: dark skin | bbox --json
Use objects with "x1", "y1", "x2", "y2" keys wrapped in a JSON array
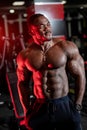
[{"x1": 17, "y1": 14, "x2": 86, "y2": 113}]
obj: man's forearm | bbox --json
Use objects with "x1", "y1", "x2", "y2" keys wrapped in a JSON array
[
  {"x1": 75, "y1": 76, "x2": 86, "y2": 105},
  {"x1": 18, "y1": 82, "x2": 30, "y2": 113}
]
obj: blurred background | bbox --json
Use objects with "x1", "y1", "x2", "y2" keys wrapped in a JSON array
[{"x1": 0, "y1": 0, "x2": 87, "y2": 130}]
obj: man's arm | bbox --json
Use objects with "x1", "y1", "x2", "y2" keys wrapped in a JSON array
[
  {"x1": 16, "y1": 52, "x2": 33, "y2": 114},
  {"x1": 66, "y1": 41, "x2": 86, "y2": 106}
]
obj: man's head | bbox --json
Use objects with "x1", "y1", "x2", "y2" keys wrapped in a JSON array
[{"x1": 27, "y1": 13, "x2": 52, "y2": 45}]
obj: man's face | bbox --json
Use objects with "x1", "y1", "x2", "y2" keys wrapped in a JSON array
[{"x1": 31, "y1": 16, "x2": 52, "y2": 44}]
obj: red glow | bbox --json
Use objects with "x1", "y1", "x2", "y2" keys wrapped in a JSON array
[
  {"x1": 85, "y1": 61, "x2": 87, "y2": 64},
  {"x1": 35, "y1": 4, "x2": 64, "y2": 20},
  {"x1": 83, "y1": 34, "x2": 87, "y2": 39}
]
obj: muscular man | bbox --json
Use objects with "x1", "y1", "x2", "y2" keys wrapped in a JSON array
[{"x1": 16, "y1": 14, "x2": 86, "y2": 130}]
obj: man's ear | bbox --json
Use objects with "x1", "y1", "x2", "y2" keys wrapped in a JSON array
[
  {"x1": 28, "y1": 25, "x2": 35, "y2": 36},
  {"x1": 29, "y1": 29, "x2": 35, "y2": 36},
  {"x1": 31, "y1": 30, "x2": 35, "y2": 35}
]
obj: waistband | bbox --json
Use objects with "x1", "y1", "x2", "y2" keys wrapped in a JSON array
[
  {"x1": 35, "y1": 95, "x2": 69, "y2": 104},
  {"x1": 46, "y1": 95, "x2": 69, "y2": 104}
]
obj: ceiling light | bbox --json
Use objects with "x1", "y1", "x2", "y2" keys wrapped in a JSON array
[
  {"x1": 80, "y1": 6, "x2": 84, "y2": 9},
  {"x1": 12, "y1": 1, "x2": 25, "y2": 6},
  {"x1": 9, "y1": 9, "x2": 15, "y2": 13},
  {"x1": 23, "y1": 13, "x2": 27, "y2": 17},
  {"x1": 61, "y1": 0, "x2": 67, "y2": 4}
]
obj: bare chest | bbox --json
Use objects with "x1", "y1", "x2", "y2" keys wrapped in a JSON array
[{"x1": 26, "y1": 45, "x2": 67, "y2": 70}]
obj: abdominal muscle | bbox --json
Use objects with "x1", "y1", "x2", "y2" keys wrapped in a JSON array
[{"x1": 33, "y1": 68, "x2": 69, "y2": 99}]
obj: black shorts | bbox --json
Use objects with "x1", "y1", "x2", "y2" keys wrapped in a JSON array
[{"x1": 25, "y1": 96, "x2": 82, "y2": 130}]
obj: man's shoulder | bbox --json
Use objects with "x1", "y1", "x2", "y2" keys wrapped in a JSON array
[
  {"x1": 17, "y1": 42, "x2": 36, "y2": 61},
  {"x1": 17, "y1": 48, "x2": 27, "y2": 58},
  {"x1": 53, "y1": 38, "x2": 73, "y2": 47},
  {"x1": 16, "y1": 48, "x2": 29, "y2": 63},
  {"x1": 53, "y1": 38, "x2": 79, "y2": 56}
]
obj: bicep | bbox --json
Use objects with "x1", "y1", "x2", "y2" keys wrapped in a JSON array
[
  {"x1": 67, "y1": 54, "x2": 85, "y2": 77},
  {"x1": 16, "y1": 53, "x2": 32, "y2": 83},
  {"x1": 17, "y1": 66, "x2": 32, "y2": 86}
]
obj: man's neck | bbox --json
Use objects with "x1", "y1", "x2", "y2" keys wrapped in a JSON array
[{"x1": 40, "y1": 40, "x2": 54, "y2": 52}]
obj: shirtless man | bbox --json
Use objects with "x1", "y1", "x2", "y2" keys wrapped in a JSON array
[{"x1": 16, "y1": 14, "x2": 86, "y2": 130}]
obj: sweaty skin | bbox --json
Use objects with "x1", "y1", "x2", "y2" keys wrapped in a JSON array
[{"x1": 17, "y1": 14, "x2": 86, "y2": 113}]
